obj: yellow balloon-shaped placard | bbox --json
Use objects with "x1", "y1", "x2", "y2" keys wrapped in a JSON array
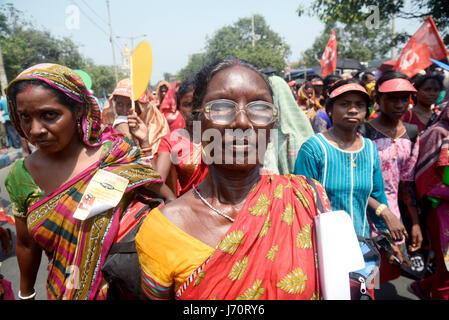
[{"x1": 131, "y1": 40, "x2": 153, "y2": 100}]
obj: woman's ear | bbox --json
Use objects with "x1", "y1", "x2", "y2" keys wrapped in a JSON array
[{"x1": 75, "y1": 103, "x2": 84, "y2": 120}]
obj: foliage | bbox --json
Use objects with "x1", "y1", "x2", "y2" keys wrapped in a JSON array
[
  {"x1": 297, "y1": 0, "x2": 449, "y2": 44},
  {"x1": 84, "y1": 64, "x2": 127, "y2": 97},
  {"x1": 299, "y1": 0, "x2": 403, "y2": 25},
  {"x1": 177, "y1": 15, "x2": 291, "y2": 78},
  {"x1": 177, "y1": 53, "x2": 209, "y2": 81},
  {"x1": 0, "y1": 3, "x2": 88, "y2": 82},
  {"x1": 0, "y1": 3, "x2": 126, "y2": 96},
  {"x1": 295, "y1": 21, "x2": 408, "y2": 67}
]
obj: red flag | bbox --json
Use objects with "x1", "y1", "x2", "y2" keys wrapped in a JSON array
[
  {"x1": 320, "y1": 30, "x2": 337, "y2": 77},
  {"x1": 394, "y1": 16, "x2": 448, "y2": 78}
]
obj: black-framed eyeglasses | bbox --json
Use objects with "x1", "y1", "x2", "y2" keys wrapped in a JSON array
[{"x1": 194, "y1": 99, "x2": 278, "y2": 126}]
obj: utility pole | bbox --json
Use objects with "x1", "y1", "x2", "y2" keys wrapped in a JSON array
[
  {"x1": 251, "y1": 15, "x2": 255, "y2": 48},
  {"x1": 391, "y1": 0, "x2": 397, "y2": 60},
  {"x1": 0, "y1": 43, "x2": 8, "y2": 96},
  {"x1": 106, "y1": 0, "x2": 118, "y2": 84},
  {"x1": 116, "y1": 34, "x2": 147, "y2": 51}
]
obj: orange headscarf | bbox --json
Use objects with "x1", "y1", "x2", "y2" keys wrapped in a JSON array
[
  {"x1": 154, "y1": 81, "x2": 170, "y2": 107},
  {"x1": 297, "y1": 83, "x2": 322, "y2": 120}
]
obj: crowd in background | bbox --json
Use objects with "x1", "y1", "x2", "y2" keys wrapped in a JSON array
[{"x1": 1, "y1": 58, "x2": 449, "y2": 301}]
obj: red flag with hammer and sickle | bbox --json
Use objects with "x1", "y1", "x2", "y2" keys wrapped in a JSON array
[
  {"x1": 394, "y1": 16, "x2": 448, "y2": 78},
  {"x1": 321, "y1": 30, "x2": 337, "y2": 78}
]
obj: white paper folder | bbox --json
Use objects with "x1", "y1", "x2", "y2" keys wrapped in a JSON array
[{"x1": 315, "y1": 210, "x2": 365, "y2": 300}]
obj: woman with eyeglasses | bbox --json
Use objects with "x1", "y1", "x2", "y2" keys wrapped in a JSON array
[{"x1": 136, "y1": 58, "x2": 333, "y2": 300}]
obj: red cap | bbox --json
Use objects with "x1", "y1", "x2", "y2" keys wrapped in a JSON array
[
  {"x1": 288, "y1": 80, "x2": 296, "y2": 87},
  {"x1": 329, "y1": 83, "x2": 369, "y2": 99},
  {"x1": 378, "y1": 78, "x2": 417, "y2": 93},
  {"x1": 311, "y1": 79, "x2": 324, "y2": 85}
]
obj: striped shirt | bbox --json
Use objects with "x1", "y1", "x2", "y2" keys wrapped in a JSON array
[{"x1": 294, "y1": 133, "x2": 388, "y2": 237}]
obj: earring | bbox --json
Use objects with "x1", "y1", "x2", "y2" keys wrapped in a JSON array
[{"x1": 76, "y1": 118, "x2": 83, "y2": 137}]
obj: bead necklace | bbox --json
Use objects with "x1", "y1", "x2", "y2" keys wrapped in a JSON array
[{"x1": 192, "y1": 185, "x2": 235, "y2": 223}]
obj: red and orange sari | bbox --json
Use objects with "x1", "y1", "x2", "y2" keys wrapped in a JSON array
[{"x1": 136, "y1": 174, "x2": 331, "y2": 300}]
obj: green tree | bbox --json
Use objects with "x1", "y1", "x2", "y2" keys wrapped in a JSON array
[
  {"x1": 0, "y1": 3, "x2": 125, "y2": 98},
  {"x1": 298, "y1": 0, "x2": 449, "y2": 44},
  {"x1": 178, "y1": 15, "x2": 291, "y2": 78},
  {"x1": 0, "y1": 3, "x2": 88, "y2": 82},
  {"x1": 177, "y1": 53, "x2": 208, "y2": 81},
  {"x1": 295, "y1": 21, "x2": 406, "y2": 68},
  {"x1": 84, "y1": 64, "x2": 127, "y2": 97}
]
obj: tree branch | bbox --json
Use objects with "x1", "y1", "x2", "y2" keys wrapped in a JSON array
[{"x1": 397, "y1": 11, "x2": 431, "y2": 20}]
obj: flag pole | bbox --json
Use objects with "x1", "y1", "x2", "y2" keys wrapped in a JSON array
[{"x1": 130, "y1": 55, "x2": 135, "y2": 113}]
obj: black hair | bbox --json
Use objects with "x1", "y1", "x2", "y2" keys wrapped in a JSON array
[
  {"x1": 325, "y1": 78, "x2": 370, "y2": 119},
  {"x1": 411, "y1": 73, "x2": 443, "y2": 91},
  {"x1": 375, "y1": 70, "x2": 410, "y2": 97},
  {"x1": 361, "y1": 72, "x2": 375, "y2": 83},
  {"x1": 322, "y1": 74, "x2": 342, "y2": 97},
  {"x1": 192, "y1": 57, "x2": 273, "y2": 119},
  {"x1": 302, "y1": 81, "x2": 314, "y2": 90},
  {"x1": 410, "y1": 73, "x2": 444, "y2": 105},
  {"x1": 7, "y1": 79, "x2": 80, "y2": 114},
  {"x1": 176, "y1": 78, "x2": 194, "y2": 110}
]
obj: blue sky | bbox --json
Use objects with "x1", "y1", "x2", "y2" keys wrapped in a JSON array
[{"x1": 6, "y1": 0, "x2": 422, "y2": 85}]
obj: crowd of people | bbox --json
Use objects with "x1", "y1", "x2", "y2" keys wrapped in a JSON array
[{"x1": 0, "y1": 57, "x2": 448, "y2": 301}]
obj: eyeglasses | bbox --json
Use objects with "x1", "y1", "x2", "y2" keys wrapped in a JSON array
[{"x1": 195, "y1": 99, "x2": 278, "y2": 126}]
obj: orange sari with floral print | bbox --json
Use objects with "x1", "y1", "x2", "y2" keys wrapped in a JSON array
[{"x1": 175, "y1": 174, "x2": 331, "y2": 300}]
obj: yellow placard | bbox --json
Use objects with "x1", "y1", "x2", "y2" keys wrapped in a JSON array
[{"x1": 131, "y1": 40, "x2": 153, "y2": 101}]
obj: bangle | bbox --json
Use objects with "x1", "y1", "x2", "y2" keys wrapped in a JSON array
[
  {"x1": 18, "y1": 289, "x2": 36, "y2": 300},
  {"x1": 376, "y1": 204, "x2": 387, "y2": 216}
]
